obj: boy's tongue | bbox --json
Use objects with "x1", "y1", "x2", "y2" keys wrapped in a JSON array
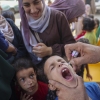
[{"x1": 62, "y1": 68, "x2": 72, "y2": 80}]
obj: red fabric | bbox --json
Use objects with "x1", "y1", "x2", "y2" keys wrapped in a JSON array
[
  {"x1": 31, "y1": 81, "x2": 48, "y2": 100},
  {"x1": 15, "y1": 81, "x2": 48, "y2": 100},
  {"x1": 75, "y1": 30, "x2": 86, "y2": 40}
]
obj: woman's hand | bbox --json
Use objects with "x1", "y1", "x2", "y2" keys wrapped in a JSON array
[{"x1": 33, "y1": 43, "x2": 52, "y2": 58}]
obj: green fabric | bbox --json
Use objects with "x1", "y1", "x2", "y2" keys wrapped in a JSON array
[
  {"x1": 96, "y1": 26, "x2": 100, "y2": 39},
  {"x1": 84, "y1": 31, "x2": 97, "y2": 45},
  {"x1": 0, "y1": 49, "x2": 8, "y2": 59},
  {"x1": 0, "y1": 51, "x2": 15, "y2": 100}
]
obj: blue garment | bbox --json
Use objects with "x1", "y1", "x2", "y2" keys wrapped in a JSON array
[
  {"x1": 55, "y1": 82, "x2": 100, "y2": 100},
  {"x1": 0, "y1": 31, "x2": 9, "y2": 51},
  {"x1": 55, "y1": 97, "x2": 58, "y2": 100},
  {"x1": 84, "y1": 82, "x2": 100, "y2": 100}
]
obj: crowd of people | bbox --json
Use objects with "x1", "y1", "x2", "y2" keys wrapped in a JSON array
[{"x1": 0, "y1": 0, "x2": 100, "y2": 100}]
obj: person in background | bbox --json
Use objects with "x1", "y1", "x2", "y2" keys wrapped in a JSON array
[
  {"x1": 0, "y1": 4, "x2": 2, "y2": 13},
  {"x1": 85, "y1": 4, "x2": 91, "y2": 16},
  {"x1": 94, "y1": 18, "x2": 100, "y2": 42},
  {"x1": 85, "y1": 0, "x2": 96, "y2": 15},
  {"x1": 2, "y1": 10, "x2": 15, "y2": 23},
  {"x1": 83, "y1": 17, "x2": 96, "y2": 45},
  {"x1": 75, "y1": 14, "x2": 94, "y2": 40},
  {"x1": 13, "y1": 58, "x2": 56, "y2": 100},
  {"x1": 50, "y1": 0, "x2": 85, "y2": 24},
  {"x1": 0, "y1": 15, "x2": 28, "y2": 63},
  {"x1": 76, "y1": 38, "x2": 92, "y2": 81},
  {"x1": 48, "y1": 0, "x2": 52, "y2": 6}
]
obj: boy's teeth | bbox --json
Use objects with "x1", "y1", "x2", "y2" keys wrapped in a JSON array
[{"x1": 62, "y1": 69, "x2": 67, "y2": 72}]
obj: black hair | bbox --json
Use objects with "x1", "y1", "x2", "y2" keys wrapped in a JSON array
[
  {"x1": 1, "y1": 10, "x2": 15, "y2": 22},
  {"x1": 13, "y1": 58, "x2": 37, "y2": 74},
  {"x1": 88, "y1": 14, "x2": 94, "y2": 19},
  {"x1": 94, "y1": 18, "x2": 99, "y2": 27},
  {"x1": 82, "y1": 17, "x2": 95, "y2": 32},
  {"x1": 77, "y1": 38, "x2": 90, "y2": 44}
]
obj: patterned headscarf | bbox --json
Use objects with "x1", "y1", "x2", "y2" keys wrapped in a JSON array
[
  {"x1": 0, "y1": 15, "x2": 14, "y2": 42},
  {"x1": 50, "y1": 0, "x2": 85, "y2": 20}
]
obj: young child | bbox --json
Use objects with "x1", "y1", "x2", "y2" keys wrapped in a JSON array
[
  {"x1": 44, "y1": 56, "x2": 78, "y2": 89},
  {"x1": 76, "y1": 38, "x2": 92, "y2": 81},
  {"x1": 82, "y1": 17, "x2": 97, "y2": 45},
  {"x1": 13, "y1": 58, "x2": 56, "y2": 100},
  {"x1": 43, "y1": 55, "x2": 100, "y2": 100}
]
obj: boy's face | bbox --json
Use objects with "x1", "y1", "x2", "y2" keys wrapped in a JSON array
[
  {"x1": 16, "y1": 68, "x2": 38, "y2": 94},
  {"x1": 44, "y1": 56, "x2": 77, "y2": 88}
]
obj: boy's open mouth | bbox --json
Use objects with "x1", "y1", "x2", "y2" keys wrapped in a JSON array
[{"x1": 61, "y1": 68, "x2": 73, "y2": 81}]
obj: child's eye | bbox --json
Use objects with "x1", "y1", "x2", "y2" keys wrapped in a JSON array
[
  {"x1": 51, "y1": 66, "x2": 54, "y2": 70},
  {"x1": 62, "y1": 61, "x2": 65, "y2": 63},
  {"x1": 23, "y1": 4, "x2": 30, "y2": 7},
  {"x1": 30, "y1": 74, "x2": 34, "y2": 78},
  {"x1": 20, "y1": 78, "x2": 25, "y2": 82}
]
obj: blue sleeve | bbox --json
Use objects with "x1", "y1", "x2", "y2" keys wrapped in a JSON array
[
  {"x1": 55, "y1": 97, "x2": 58, "y2": 100},
  {"x1": 0, "y1": 32, "x2": 9, "y2": 51},
  {"x1": 84, "y1": 82, "x2": 100, "y2": 100}
]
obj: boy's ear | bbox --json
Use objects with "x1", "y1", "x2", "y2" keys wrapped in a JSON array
[{"x1": 48, "y1": 84, "x2": 56, "y2": 91}]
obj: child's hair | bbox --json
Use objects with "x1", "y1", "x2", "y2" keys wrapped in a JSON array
[
  {"x1": 13, "y1": 58, "x2": 37, "y2": 74},
  {"x1": 94, "y1": 18, "x2": 99, "y2": 28},
  {"x1": 77, "y1": 38, "x2": 90, "y2": 44},
  {"x1": 82, "y1": 17, "x2": 95, "y2": 32},
  {"x1": 88, "y1": 14, "x2": 94, "y2": 19},
  {"x1": 1, "y1": 10, "x2": 15, "y2": 22}
]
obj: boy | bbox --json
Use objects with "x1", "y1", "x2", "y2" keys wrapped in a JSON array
[
  {"x1": 13, "y1": 58, "x2": 56, "y2": 100},
  {"x1": 44, "y1": 56, "x2": 100, "y2": 100}
]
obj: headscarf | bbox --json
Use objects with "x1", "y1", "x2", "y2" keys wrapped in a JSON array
[
  {"x1": 18, "y1": 0, "x2": 51, "y2": 64},
  {"x1": 50, "y1": 0, "x2": 85, "y2": 20},
  {"x1": 0, "y1": 15, "x2": 14, "y2": 42},
  {"x1": 18, "y1": 0, "x2": 51, "y2": 45}
]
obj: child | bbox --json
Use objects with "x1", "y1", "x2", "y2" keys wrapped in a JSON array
[
  {"x1": 43, "y1": 55, "x2": 100, "y2": 100},
  {"x1": 94, "y1": 18, "x2": 100, "y2": 42},
  {"x1": 13, "y1": 58, "x2": 56, "y2": 100},
  {"x1": 76, "y1": 38, "x2": 92, "y2": 81},
  {"x1": 82, "y1": 17, "x2": 97, "y2": 45}
]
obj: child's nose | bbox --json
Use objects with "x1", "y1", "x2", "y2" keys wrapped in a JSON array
[
  {"x1": 27, "y1": 79, "x2": 33, "y2": 85},
  {"x1": 58, "y1": 63, "x2": 63, "y2": 67}
]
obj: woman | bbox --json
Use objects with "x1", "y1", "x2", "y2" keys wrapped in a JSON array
[
  {"x1": 50, "y1": 0, "x2": 85, "y2": 23},
  {"x1": 0, "y1": 15, "x2": 28, "y2": 63},
  {"x1": 18, "y1": 0, "x2": 75, "y2": 65}
]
